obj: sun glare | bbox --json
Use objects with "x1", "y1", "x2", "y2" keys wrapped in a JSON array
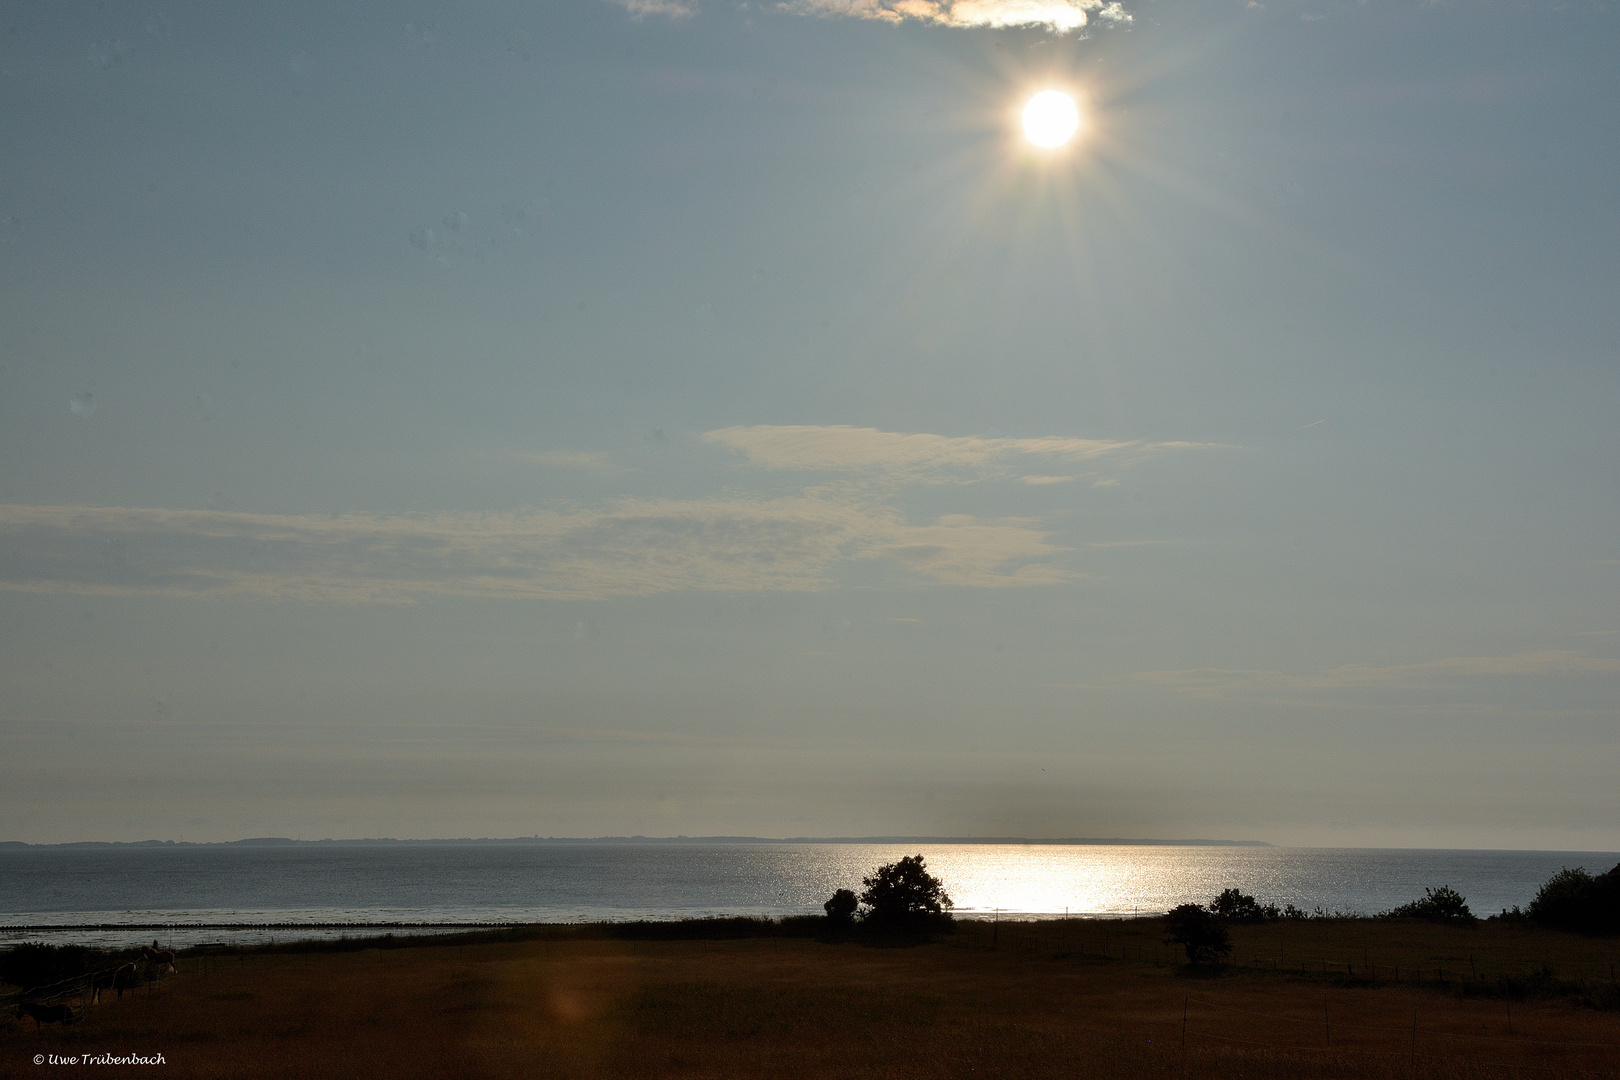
[{"x1": 1022, "y1": 90, "x2": 1081, "y2": 149}]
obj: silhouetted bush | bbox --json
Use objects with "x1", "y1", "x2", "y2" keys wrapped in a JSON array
[
  {"x1": 1208, "y1": 888, "x2": 1280, "y2": 923},
  {"x1": 1164, "y1": 903, "x2": 1232, "y2": 965},
  {"x1": 823, "y1": 888, "x2": 858, "y2": 925},
  {"x1": 1379, "y1": 885, "x2": 1477, "y2": 926},
  {"x1": 0, "y1": 943, "x2": 128, "y2": 990},
  {"x1": 858, "y1": 855, "x2": 953, "y2": 929},
  {"x1": 1527, "y1": 864, "x2": 1620, "y2": 935}
]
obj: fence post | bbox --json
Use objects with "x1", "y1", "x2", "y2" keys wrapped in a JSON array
[
  {"x1": 1182, "y1": 995, "x2": 1187, "y2": 1049},
  {"x1": 1410, "y1": 1011, "x2": 1417, "y2": 1065},
  {"x1": 1323, "y1": 995, "x2": 1329, "y2": 1048}
]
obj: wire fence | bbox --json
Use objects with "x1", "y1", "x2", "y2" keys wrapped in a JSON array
[{"x1": 3, "y1": 954, "x2": 176, "y2": 1021}]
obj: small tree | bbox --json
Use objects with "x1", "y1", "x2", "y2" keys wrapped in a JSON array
[
  {"x1": 1164, "y1": 903, "x2": 1232, "y2": 966},
  {"x1": 1208, "y1": 888, "x2": 1278, "y2": 923},
  {"x1": 859, "y1": 855, "x2": 953, "y2": 928},
  {"x1": 1380, "y1": 885, "x2": 1476, "y2": 926},
  {"x1": 823, "y1": 888, "x2": 859, "y2": 925}
]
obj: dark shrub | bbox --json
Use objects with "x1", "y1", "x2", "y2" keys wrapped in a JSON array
[
  {"x1": 823, "y1": 888, "x2": 858, "y2": 925},
  {"x1": 0, "y1": 944, "x2": 112, "y2": 990},
  {"x1": 1164, "y1": 903, "x2": 1232, "y2": 965},
  {"x1": 1380, "y1": 885, "x2": 1477, "y2": 926},
  {"x1": 1528, "y1": 864, "x2": 1620, "y2": 935},
  {"x1": 1208, "y1": 888, "x2": 1280, "y2": 923}
]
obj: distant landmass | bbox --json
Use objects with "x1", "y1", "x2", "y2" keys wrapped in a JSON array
[{"x1": 0, "y1": 835, "x2": 1271, "y2": 849}]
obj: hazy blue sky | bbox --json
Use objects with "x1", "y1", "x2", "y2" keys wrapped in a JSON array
[{"x1": 2, "y1": 0, "x2": 1616, "y2": 847}]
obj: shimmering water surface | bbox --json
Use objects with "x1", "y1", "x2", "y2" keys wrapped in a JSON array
[{"x1": 2, "y1": 844, "x2": 1614, "y2": 948}]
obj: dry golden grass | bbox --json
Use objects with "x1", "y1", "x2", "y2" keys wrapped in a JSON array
[{"x1": 4, "y1": 920, "x2": 1619, "y2": 1080}]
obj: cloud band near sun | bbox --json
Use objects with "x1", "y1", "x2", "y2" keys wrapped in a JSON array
[
  {"x1": 608, "y1": 0, "x2": 1131, "y2": 30},
  {"x1": 703, "y1": 425, "x2": 1211, "y2": 482},
  {"x1": 782, "y1": 0, "x2": 1131, "y2": 30}
]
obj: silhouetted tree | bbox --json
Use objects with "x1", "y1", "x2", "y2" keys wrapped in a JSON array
[
  {"x1": 1164, "y1": 903, "x2": 1232, "y2": 966},
  {"x1": 1380, "y1": 885, "x2": 1476, "y2": 926},
  {"x1": 823, "y1": 888, "x2": 858, "y2": 925},
  {"x1": 1208, "y1": 889, "x2": 1280, "y2": 923},
  {"x1": 859, "y1": 855, "x2": 953, "y2": 928},
  {"x1": 1528, "y1": 864, "x2": 1620, "y2": 935}
]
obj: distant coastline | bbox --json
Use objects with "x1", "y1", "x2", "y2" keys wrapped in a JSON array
[{"x1": 0, "y1": 835, "x2": 1273, "y2": 849}]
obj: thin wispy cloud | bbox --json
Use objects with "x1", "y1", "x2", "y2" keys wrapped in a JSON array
[
  {"x1": 778, "y1": 0, "x2": 1130, "y2": 31},
  {"x1": 608, "y1": 0, "x2": 697, "y2": 18},
  {"x1": 487, "y1": 449, "x2": 622, "y2": 472},
  {"x1": 0, "y1": 499, "x2": 1069, "y2": 603},
  {"x1": 703, "y1": 424, "x2": 1210, "y2": 482},
  {"x1": 868, "y1": 512, "x2": 1070, "y2": 586},
  {"x1": 1134, "y1": 651, "x2": 1620, "y2": 698},
  {"x1": 0, "y1": 427, "x2": 1201, "y2": 601}
]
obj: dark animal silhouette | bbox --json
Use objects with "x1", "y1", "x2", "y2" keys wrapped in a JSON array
[
  {"x1": 92, "y1": 962, "x2": 140, "y2": 1004},
  {"x1": 139, "y1": 945, "x2": 176, "y2": 973},
  {"x1": 17, "y1": 1001, "x2": 76, "y2": 1028}
]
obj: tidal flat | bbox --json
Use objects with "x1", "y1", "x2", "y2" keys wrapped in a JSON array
[{"x1": 5, "y1": 919, "x2": 1620, "y2": 1079}]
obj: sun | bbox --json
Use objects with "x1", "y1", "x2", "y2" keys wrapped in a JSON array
[{"x1": 1022, "y1": 90, "x2": 1081, "y2": 149}]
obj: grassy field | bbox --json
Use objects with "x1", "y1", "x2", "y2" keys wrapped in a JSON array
[{"x1": 4, "y1": 918, "x2": 1619, "y2": 1079}]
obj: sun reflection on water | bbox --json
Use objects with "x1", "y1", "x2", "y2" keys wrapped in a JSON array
[
  {"x1": 795, "y1": 844, "x2": 1303, "y2": 917},
  {"x1": 798, "y1": 845, "x2": 1354, "y2": 917}
]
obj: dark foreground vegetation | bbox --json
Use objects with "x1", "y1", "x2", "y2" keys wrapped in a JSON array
[
  {"x1": 1516, "y1": 863, "x2": 1620, "y2": 935},
  {"x1": 5, "y1": 914, "x2": 1620, "y2": 1079}
]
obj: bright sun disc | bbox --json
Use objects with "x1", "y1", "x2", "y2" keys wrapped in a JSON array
[{"x1": 1022, "y1": 90, "x2": 1080, "y2": 149}]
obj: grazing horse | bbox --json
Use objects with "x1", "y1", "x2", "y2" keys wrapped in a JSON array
[
  {"x1": 17, "y1": 1002, "x2": 76, "y2": 1028},
  {"x1": 92, "y1": 962, "x2": 140, "y2": 1004},
  {"x1": 140, "y1": 945, "x2": 176, "y2": 973}
]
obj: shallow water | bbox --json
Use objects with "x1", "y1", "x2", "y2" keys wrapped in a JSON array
[{"x1": 1, "y1": 843, "x2": 1613, "y2": 948}]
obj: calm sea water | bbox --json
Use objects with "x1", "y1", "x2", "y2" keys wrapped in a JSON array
[{"x1": 2, "y1": 844, "x2": 1615, "y2": 949}]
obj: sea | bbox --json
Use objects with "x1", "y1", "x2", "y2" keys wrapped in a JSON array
[{"x1": 2, "y1": 842, "x2": 1615, "y2": 949}]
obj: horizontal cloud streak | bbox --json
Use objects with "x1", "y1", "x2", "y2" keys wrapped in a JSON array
[
  {"x1": 703, "y1": 425, "x2": 1208, "y2": 482},
  {"x1": 0, "y1": 500, "x2": 1069, "y2": 602},
  {"x1": 609, "y1": 0, "x2": 697, "y2": 18},
  {"x1": 779, "y1": 0, "x2": 1130, "y2": 31},
  {"x1": 1135, "y1": 651, "x2": 1620, "y2": 697}
]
